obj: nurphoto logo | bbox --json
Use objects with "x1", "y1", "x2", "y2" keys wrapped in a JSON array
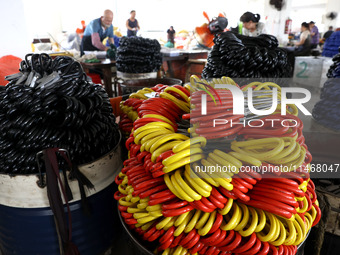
[
  {"x1": 197, "y1": 84, "x2": 311, "y2": 128},
  {"x1": 200, "y1": 84, "x2": 311, "y2": 116}
]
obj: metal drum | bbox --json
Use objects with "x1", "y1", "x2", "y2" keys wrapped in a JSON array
[
  {"x1": 117, "y1": 201, "x2": 309, "y2": 255},
  {"x1": 117, "y1": 205, "x2": 154, "y2": 255},
  {"x1": 0, "y1": 140, "x2": 123, "y2": 255},
  {"x1": 117, "y1": 71, "x2": 158, "y2": 80},
  {"x1": 297, "y1": 230, "x2": 310, "y2": 255}
]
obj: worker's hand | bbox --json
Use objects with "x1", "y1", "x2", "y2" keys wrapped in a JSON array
[{"x1": 105, "y1": 47, "x2": 110, "y2": 51}]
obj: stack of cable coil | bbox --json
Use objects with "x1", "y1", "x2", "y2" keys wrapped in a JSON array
[
  {"x1": 313, "y1": 51, "x2": 340, "y2": 130},
  {"x1": 116, "y1": 37, "x2": 162, "y2": 73},
  {"x1": 322, "y1": 32, "x2": 340, "y2": 58},
  {"x1": 326, "y1": 50, "x2": 340, "y2": 78},
  {"x1": 119, "y1": 88, "x2": 154, "y2": 136},
  {"x1": 202, "y1": 32, "x2": 292, "y2": 80},
  {"x1": 187, "y1": 75, "x2": 299, "y2": 140},
  {"x1": 2, "y1": 53, "x2": 120, "y2": 174},
  {"x1": 115, "y1": 76, "x2": 320, "y2": 255}
]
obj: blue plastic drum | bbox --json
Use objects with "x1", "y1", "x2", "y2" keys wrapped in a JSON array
[{"x1": 0, "y1": 142, "x2": 122, "y2": 255}]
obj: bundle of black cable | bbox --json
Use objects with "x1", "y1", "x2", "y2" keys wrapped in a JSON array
[
  {"x1": 0, "y1": 54, "x2": 120, "y2": 174},
  {"x1": 326, "y1": 50, "x2": 340, "y2": 78},
  {"x1": 116, "y1": 37, "x2": 162, "y2": 73},
  {"x1": 313, "y1": 51, "x2": 340, "y2": 130},
  {"x1": 202, "y1": 32, "x2": 292, "y2": 80},
  {"x1": 312, "y1": 79, "x2": 340, "y2": 130}
]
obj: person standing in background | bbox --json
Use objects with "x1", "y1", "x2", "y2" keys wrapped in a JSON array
[
  {"x1": 309, "y1": 21, "x2": 320, "y2": 49},
  {"x1": 240, "y1": 12, "x2": 266, "y2": 37},
  {"x1": 81, "y1": 9, "x2": 114, "y2": 53},
  {"x1": 294, "y1": 22, "x2": 311, "y2": 56},
  {"x1": 126, "y1": 10, "x2": 140, "y2": 37},
  {"x1": 165, "y1": 26, "x2": 176, "y2": 48},
  {"x1": 167, "y1": 26, "x2": 176, "y2": 44},
  {"x1": 323, "y1": 26, "x2": 334, "y2": 41}
]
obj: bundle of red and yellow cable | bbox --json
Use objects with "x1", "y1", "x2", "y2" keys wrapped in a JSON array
[
  {"x1": 115, "y1": 77, "x2": 321, "y2": 255},
  {"x1": 119, "y1": 84, "x2": 186, "y2": 135}
]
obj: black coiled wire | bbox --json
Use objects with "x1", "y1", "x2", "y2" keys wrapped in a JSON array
[
  {"x1": 116, "y1": 37, "x2": 162, "y2": 73},
  {"x1": 1, "y1": 54, "x2": 120, "y2": 174},
  {"x1": 313, "y1": 51, "x2": 340, "y2": 130},
  {"x1": 326, "y1": 50, "x2": 340, "y2": 78},
  {"x1": 312, "y1": 96, "x2": 340, "y2": 131},
  {"x1": 202, "y1": 32, "x2": 292, "y2": 80}
]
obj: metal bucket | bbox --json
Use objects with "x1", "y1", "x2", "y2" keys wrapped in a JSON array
[
  {"x1": 117, "y1": 71, "x2": 158, "y2": 80},
  {"x1": 0, "y1": 139, "x2": 123, "y2": 255},
  {"x1": 117, "y1": 205, "x2": 154, "y2": 255},
  {"x1": 117, "y1": 202, "x2": 309, "y2": 255},
  {"x1": 120, "y1": 78, "x2": 182, "y2": 95},
  {"x1": 296, "y1": 230, "x2": 310, "y2": 255}
]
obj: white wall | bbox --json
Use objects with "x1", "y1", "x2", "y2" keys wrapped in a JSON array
[
  {"x1": 22, "y1": 0, "x2": 63, "y2": 40},
  {"x1": 0, "y1": 0, "x2": 267, "y2": 58},
  {"x1": 324, "y1": 0, "x2": 340, "y2": 29},
  {"x1": 58, "y1": 0, "x2": 266, "y2": 34},
  {"x1": 264, "y1": 0, "x2": 340, "y2": 42},
  {"x1": 264, "y1": 0, "x2": 293, "y2": 45},
  {"x1": 289, "y1": 0, "x2": 340, "y2": 34},
  {"x1": 59, "y1": 0, "x2": 117, "y2": 33},
  {"x1": 290, "y1": 5, "x2": 326, "y2": 33},
  {"x1": 1, "y1": 0, "x2": 339, "y2": 58},
  {"x1": 0, "y1": 0, "x2": 31, "y2": 58},
  {"x1": 291, "y1": 0, "x2": 327, "y2": 7}
]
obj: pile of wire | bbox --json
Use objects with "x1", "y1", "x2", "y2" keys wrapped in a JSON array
[
  {"x1": 202, "y1": 31, "x2": 292, "y2": 79},
  {"x1": 119, "y1": 98, "x2": 143, "y2": 135},
  {"x1": 313, "y1": 53, "x2": 340, "y2": 130},
  {"x1": 115, "y1": 76, "x2": 320, "y2": 255},
  {"x1": 2, "y1": 54, "x2": 120, "y2": 174},
  {"x1": 322, "y1": 31, "x2": 340, "y2": 58},
  {"x1": 312, "y1": 89, "x2": 340, "y2": 130},
  {"x1": 186, "y1": 76, "x2": 298, "y2": 140},
  {"x1": 119, "y1": 84, "x2": 189, "y2": 136},
  {"x1": 326, "y1": 50, "x2": 340, "y2": 78},
  {"x1": 116, "y1": 37, "x2": 162, "y2": 73},
  {"x1": 232, "y1": 33, "x2": 279, "y2": 49}
]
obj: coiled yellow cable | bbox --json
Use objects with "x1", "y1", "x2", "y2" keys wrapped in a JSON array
[
  {"x1": 160, "y1": 92, "x2": 190, "y2": 113},
  {"x1": 163, "y1": 154, "x2": 204, "y2": 174},
  {"x1": 151, "y1": 141, "x2": 183, "y2": 163},
  {"x1": 172, "y1": 137, "x2": 207, "y2": 154},
  {"x1": 231, "y1": 137, "x2": 285, "y2": 160},
  {"x1": 119, "y1": 176, "x2": 317, "y2": 250}
]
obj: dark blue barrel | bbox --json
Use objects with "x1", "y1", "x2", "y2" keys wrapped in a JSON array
[
  {"x1": 0, "y1": 184, "x2": 116, "y2": 255},
  {"x1": 0, "y1": 143, "x2": 122, "y2": 255}
]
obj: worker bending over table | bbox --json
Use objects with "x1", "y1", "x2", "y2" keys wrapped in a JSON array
[{"x1": 81, "y1": 9, "x2": 114, "y2": 54}]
